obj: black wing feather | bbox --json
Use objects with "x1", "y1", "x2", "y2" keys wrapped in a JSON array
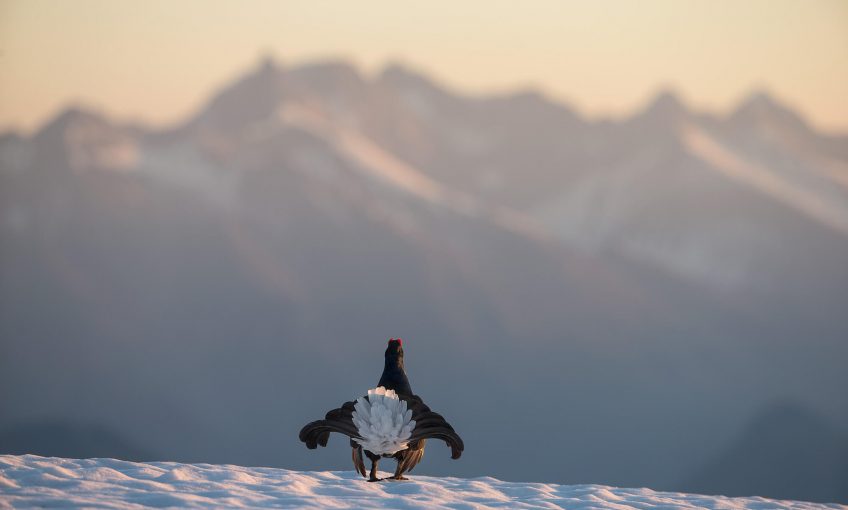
[
  {"x1": 300, "y1": 399, "x2": 370, "y2": 477},
  {"x1": 299, "y1": 393, "x2": 464, "y2": 474},
  {"x1": 404, "y1": 395, "x2": 464, "y2": 460},
  {"x1": 298, "y1": 400, "x2": 360, "y2": 450}
]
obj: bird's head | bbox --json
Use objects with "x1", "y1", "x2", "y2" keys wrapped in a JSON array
[{"x1": 385, "y1": 338, "x2": 404, "y2": 366}]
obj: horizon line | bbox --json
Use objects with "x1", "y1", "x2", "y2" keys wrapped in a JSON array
[{"x1": 4, "y1": 54, "x2": 846, "y2": 138}]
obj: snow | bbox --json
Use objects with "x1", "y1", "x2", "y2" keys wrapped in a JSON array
[
  {"x1": 681, "y1": 124, "x2": 848, "y2": 237},
  {"x1": 1, "y1": 455, "x2": 842, "y2": 510},
  {"x1": 276, "y1": 102, "x2": 549, "y2": 241},
  {"x1": 277, "y1": 103, "x2": 448, "y2": 205}
]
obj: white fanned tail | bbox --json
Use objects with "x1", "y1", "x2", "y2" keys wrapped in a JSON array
[{"x1": 351, "y1": 387, "x2": 416, "y2": 456}]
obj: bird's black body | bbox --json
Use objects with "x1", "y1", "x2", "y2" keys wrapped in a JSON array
[
  {"x1": 378, "y1": 340, "x2": 413, "y2": 397},
  {"x1": 299, "y1": 339, "x2": 463, "y2": 481}
]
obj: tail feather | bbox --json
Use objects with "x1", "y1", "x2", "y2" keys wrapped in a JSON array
[{"x1": 351, "y1": 387, "x2": 416, "y2": 456}]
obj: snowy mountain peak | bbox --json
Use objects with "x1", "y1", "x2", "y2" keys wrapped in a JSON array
[
  {"x1": 257, "y1": 53, "x2": 281, "y2": 75},
  {"x1": 188, "y1": 58, "x2": 287, "y2": 134},
  {"x1": 31, "y1": 105, "x2": 139, "y2": 172},
  {"x1": 36, "y1": 105, "x2": 113, "y2": 138},
  {"x1": 729, "y1": 90, "x2": 808, "y2": 131},
  {"x1": 641, "y1": 89, "x2": 688, "y2": 119},
  {"x1": 378, "y1": 62, "x2": 441, "y2": 92}
]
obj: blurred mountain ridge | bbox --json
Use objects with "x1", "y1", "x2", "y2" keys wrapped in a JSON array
[
  {"x1": 23, "y1": 58, "x2": 848, "y2": 276},
  {"x1": 1, "y1": 55, "x2": 846, "y2": 503}
]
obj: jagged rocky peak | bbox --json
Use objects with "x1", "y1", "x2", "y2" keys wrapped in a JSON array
[
  {"x1": 191, "y1": 56, "x2": 376, "y2": 136},
  {"x1": 729, "y1": 89, "x2": 807, "y2": 130},
  {"x1": 495, "y1": 88, "x2": 581, "y2": 121},
  {"x1": 377, "y1": 61, "x2": 461, "y2": 111},
  {"x1": 736, "y1": 89, "x2": 784, "y2": 114},
  {"x1": 287, "y1": 58, "x2": 362, "y2": 85},
  {"x1": 36, "y1": 105, "x2": 112, "y2": 138},
  {"x1": 257, "y1": 53, "x2": 280, "y2": 76},
  {"x1": 189, "y1": 55, "x2": 290, "y2": 133},
  {"x1": 29, "y1": 104, "x2": 139, "y2": 172},
  {"x1": 278, "y1": 58, "x2": 370, "y2": 110},
  {"x1": 379, "y1": 61, "x2": 436, "y2": 89},
  {"x1": 33, "y1": 104, "x2": 125, "y2": 149},
  {"x1": 641, "y1": 88, "x2": 689, "y2": 120}
]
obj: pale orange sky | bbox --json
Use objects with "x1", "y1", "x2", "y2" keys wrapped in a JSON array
[{"x1": 1, "y1": 0, "x2": 847, "y2": 134}]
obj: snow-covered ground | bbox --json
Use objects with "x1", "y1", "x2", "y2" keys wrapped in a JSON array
[{"x1": 0, "y1": 455, "x2": 842, "y2": 509}]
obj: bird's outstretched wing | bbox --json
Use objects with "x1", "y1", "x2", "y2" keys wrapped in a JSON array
[
  {"x1": 300, "y1": 399, "x2": 368, "y2": 476},
  {"x1": 404, "y1": 395, "x2": 464, "y2": 459},
  {"x1": 299, "y1": 400, "x2": 360, "y2": 449},
  {"x1": 299, "y1": 393, "x2": 464, "y2": 467}
]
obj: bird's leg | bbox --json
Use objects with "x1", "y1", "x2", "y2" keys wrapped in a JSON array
[
  {"x1": 368, "y1": 459, "x2": 380, "y2": 482},
  {"x1": 386, "y1": 453, "x2": 409, "y2": 481},
  {"x1": 365, "y1": 451, "x2": 381, "y2": 482},
  {"x1": 388, "y1": 460, "x2": 409, "y2": 481}
]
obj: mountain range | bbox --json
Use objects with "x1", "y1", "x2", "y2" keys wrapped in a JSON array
[{"x1": 1, "y1": 56, "x2": 846, "y2": 503}]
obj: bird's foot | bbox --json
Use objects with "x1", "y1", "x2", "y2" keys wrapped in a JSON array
[
  {"x1": 388, "y1": 475, "x2": 409, "y2": 481},
  {"x1": 367, "y1": 477, "x2": 384, "y2": 482}
]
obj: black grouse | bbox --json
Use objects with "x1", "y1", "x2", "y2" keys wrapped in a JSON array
[{"x1": 299, "y1": 338, "x2": 464, "y2": 481}]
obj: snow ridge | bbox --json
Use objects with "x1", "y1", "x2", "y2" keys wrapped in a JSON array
[
  {"x1": 1, "y1": 455, "x2": 844, "y2": 510},
  {"x1": 352, "y1": 387, "x2": 416, "y2": 456}
]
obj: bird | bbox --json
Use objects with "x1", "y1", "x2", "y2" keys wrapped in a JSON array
[{"x1": 299, "y1": 338, "x2": 464, "y2": 481}]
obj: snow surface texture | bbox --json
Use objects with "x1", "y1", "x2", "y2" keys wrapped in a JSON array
[
  {"x1": 352, "y1": 387, "x2": 416, "y2": 456},
  {"x1": 1, "y1": 455, "x2": 843, "y2": 510}
]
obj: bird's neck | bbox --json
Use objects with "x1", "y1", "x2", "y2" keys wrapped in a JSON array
[{"x1": 378, "y1": 358, "x2": 412, "y2": 396}]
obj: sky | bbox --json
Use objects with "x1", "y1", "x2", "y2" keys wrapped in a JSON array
[{"x1": 1, "y1": 0, "x2": 847, "y2": 134}]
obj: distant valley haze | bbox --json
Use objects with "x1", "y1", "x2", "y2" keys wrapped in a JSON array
[{"x1": 1, "y1": 53, "x2": 847, "y2": 505}]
